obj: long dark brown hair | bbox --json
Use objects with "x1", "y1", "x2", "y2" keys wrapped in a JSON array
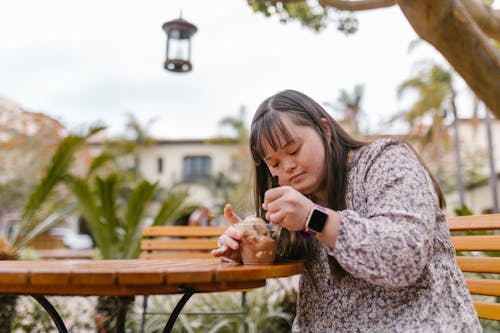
[
  {"x1": 249, "y1": 89, "x2": 366, "y2": 280},
  {"x1": 249, "y1": 89, "x2": 446, "y2": 281}
]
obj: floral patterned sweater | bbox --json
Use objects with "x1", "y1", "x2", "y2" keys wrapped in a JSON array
[{"x1": 292, "y1": 138, "x2": 481, "y2": 332}]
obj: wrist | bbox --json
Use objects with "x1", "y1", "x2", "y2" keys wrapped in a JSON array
[{"x1": 299, "y1": 204, "x2": 328, "y2": 239}]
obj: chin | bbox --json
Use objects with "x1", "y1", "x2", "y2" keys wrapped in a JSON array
[{"x1": 292, "y1": 185, "x2": 313, "y2": 195}]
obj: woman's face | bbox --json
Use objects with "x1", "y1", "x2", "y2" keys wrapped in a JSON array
[{"x1": 261, "y1": 114, "x2": 327, "y2": 198}]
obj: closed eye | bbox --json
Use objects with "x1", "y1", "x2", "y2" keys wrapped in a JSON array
[{"x1": 290, "y1": 144, "x2": 302, "y2": 155}]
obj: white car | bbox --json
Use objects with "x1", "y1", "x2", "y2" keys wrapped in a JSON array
[{"x1": 50, "y1": 228, "x2": 93, "y2": 250}]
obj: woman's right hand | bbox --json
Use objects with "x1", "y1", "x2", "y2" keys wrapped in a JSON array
[{"x1": 211, "y1": 203, "x2": 243, "y2": 262}]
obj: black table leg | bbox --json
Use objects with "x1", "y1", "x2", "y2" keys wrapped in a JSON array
[
  {"x1": 31, "y1": 295, "x2": 68, "y2": 333},
  {"x1": 162, "y1": 290, "x2": 195, "y2": 333}
]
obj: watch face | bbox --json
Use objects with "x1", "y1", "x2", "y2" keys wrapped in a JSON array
[{"x1": 308, "y1": 208, "x2": 328, "y2": 233}]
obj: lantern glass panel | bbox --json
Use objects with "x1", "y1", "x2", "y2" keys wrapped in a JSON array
[{"x1": 167, "y1": 38, "x2": 190, "y2": 61}]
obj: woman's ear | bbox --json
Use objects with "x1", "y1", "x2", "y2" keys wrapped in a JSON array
[{"x1": 320, "y1": 118, "x2": 332, "y2": 144}]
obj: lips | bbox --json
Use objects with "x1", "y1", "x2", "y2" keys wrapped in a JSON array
[{"x1": 289, "y1": 172, "x2": 305, "y2": 183}]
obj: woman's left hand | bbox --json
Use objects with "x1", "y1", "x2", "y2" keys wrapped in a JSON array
[{"x1": 262, "y1": 185, "x2": 314, "y2": 231}]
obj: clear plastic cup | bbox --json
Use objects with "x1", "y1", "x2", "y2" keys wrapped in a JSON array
[{"x1": 234, "y1": 217, "x2": 279, "y2": 265}]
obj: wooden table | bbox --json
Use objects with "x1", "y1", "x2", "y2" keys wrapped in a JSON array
[{"x1": 0, "y1": 258, "x2": 304, "y2": 333}]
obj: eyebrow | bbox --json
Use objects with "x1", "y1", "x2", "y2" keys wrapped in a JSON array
[{"x1": 263, "y1": 140, "x2": 297, "y2": 161}]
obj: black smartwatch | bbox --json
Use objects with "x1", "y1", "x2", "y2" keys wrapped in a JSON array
[{"x1": 305, "y1": 204, "x2": 328, "y2": 235}]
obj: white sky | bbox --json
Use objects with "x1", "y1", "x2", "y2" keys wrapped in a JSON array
[{"x1": 0, "y1": 0, "x2": 469, "y2": 139}]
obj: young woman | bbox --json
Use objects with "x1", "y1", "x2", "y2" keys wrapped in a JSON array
[{"x1": 211, "y1": 89, "x2": 480, "y2": 332}]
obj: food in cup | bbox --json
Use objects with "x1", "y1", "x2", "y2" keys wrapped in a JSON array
[{"x1": 235, "y1": 216, "x2": 278, "y2": 265}]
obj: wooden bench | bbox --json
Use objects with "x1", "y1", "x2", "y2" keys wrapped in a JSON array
[
  {"x1": 448, "y1": 213, "x2": 500, "y2": 322},
  {"x1": 140, "y1": 225, "x2": 227, "y2": 259},
  {"x1": 139, "y1": 216, "x2": 500, "y2": 325},
  {"x1": 139, "y1": 225, "x2": 254, "y2": 333}
]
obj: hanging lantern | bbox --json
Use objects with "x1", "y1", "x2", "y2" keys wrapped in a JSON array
[{"x1": 162, "y1": 15, "x2": 198, "y2": 73}]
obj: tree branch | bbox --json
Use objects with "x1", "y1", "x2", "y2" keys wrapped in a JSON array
[
  {"x1": 398, "y1": 0, "x2": 500, "y2": 117},
  {"x1": 318, "y1": 0, "x2": 397, "y2": 11},
  {"x1": 461, "y1": 0, "x2": 500, "y2": 41}
]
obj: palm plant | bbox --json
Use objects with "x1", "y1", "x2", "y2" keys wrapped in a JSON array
[
  {"x1": 396, "y1": 63, "x2": 455, "y2": 187},
  {"x1": 0, "y1": 126, "x2": 103, "y2": 333},
  {"x1": 65, "y1": 167, "x2": 196, "y2": 331},
  {"x1": 65, "y1": 175, "x2": 194, "y2": 259}
]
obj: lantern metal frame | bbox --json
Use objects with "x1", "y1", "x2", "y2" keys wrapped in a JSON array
[{"x1": 162, "y1": 16, "x2": 198, "y2": 73}]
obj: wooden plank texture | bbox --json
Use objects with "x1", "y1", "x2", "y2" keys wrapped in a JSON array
[
  {"x1": 142, "y1": 226, "x2": 227, "y2": 237},
  {"x1": 474, "y1": 301, "x2": 500, "y2": 321},
  {"x1": 450, "y1": 235, "x2": 500, "y2": 251},
  {"x1": 465, "y1": 278, "x2": 500, "y2": 297},
  {"x1": 141, "y1": 239, "x2": 218, "y2": 251},
  {"x1": 456, "y1": 256, "x2": 500, "y2": 274},
  {"x1": 448, "y1": 214, "x2": 500, "y2": 231}
]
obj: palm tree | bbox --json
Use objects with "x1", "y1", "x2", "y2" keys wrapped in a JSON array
[
  {"x1": 324, "y1": 84, "x2": 364, "y2": 136},
  {"x1": 123, "y1": 112, "x2": 157, "y2": 172},
  {"x1": 218, "y1": 105, "x2": 249, "y2": 143},
  {"x1": 0, "y1": 126, "x2": 104, "y2": 333},
  {"x1": 396, "y1": 63, "x2": 464, "y2": 199}
]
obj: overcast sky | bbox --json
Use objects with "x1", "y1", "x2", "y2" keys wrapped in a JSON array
[{"x1": 0, "y1": 0, "x2": 469, "y2": 139}]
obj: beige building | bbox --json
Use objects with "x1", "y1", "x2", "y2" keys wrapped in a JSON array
[{"x1": 125, "y1": 139, "x2": 243, "y2": 209}]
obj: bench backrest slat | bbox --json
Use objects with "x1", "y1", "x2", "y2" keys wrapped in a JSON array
[
  {"x1": 451, "y1": 235, "x2": 500, "y2": 251},
  {"x1": 140, "y1": 225, "x2": 227, "y2": 260},
  {"x1": 447, "y1": 213, "x2": 500, "y2": 322},
  {"x1": 142, "y1": 226, "x2": 227, "y2": 237},
  {"x1": 473, "y1": 301, "x2": 500, "y2": 321},
  {"x1": 447, "y1": 214, "x2": 500, "y2": 231},
  {"x1": 456, "y1": 256, "x2": 500, "y2": 274},
  {"x1": 465, "y1": 278, "x2": 500, "y2": 297},
  {"x1": 140, "y1": 239, "x2": 218, "y2": 251}
]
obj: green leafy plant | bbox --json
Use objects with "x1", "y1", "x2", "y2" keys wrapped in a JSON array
[
  {"x1": 0, "y1": 127, "x2": 103, "y2": 333},
  {"x1": 12, "y1": 296, "x2": 94, "y2": 332},
  {"x1": 65, "y1": 174, "x2": 195, "y2": 259},
  {"x1": 143, "y1": 277, "x2": 297, "y2": 333},
  {"x1": 64, "y1": 160, "x2": 196, "y2": 332}
]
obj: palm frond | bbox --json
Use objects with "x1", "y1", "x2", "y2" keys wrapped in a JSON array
[
  {"x1": 13, "y1": 203, "x2": 78, "y2": 251},
  {"x1": 87, "y1": 151, "x2": 116, "y2": 176},
  {"x1": 96, "y1": 175, "x2": 120, "y2": 232},
  {"x1": 18, "y1": 136, "x2": 83, "y2": 233},
  {"x1": 11, "y1": 127, "x2": 104, "y2": 247},
  {"x1": 152, "y1": 190, "x2": 192, "y2": 226},
  {"x1": 65, "y1": 175, "x2": 113, "y2": 258},
  {"x1": 122, "y1": 180, "x2": 157, "y2": 259}
]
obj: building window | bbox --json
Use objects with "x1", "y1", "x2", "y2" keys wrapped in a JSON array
[
  {"x1": 183, "y1": 156, "x2": 211, "y2": 182},
  {"x1": 157, "y1": 157, "x2": 163, "y2": 174}
]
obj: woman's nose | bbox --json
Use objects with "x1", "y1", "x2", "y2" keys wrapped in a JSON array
[{"x1": 282, "y1": 157, "x2": 296, "y2": 172}]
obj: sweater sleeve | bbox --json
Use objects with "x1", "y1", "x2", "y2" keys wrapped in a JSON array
[{"x1": 330, "y1": 139, "x2": 439, "y2": 288}]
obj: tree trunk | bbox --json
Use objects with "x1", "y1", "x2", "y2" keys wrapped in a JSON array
[
  {"x1": 96, "y1": 295, "x2": 135, "y2": 332},
  {"x1": 398, "y1": 0, "x2": 500, "y2": 117},
  {"x1": 0, "y1": 295, "x2": 17, "y2": 333}
]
